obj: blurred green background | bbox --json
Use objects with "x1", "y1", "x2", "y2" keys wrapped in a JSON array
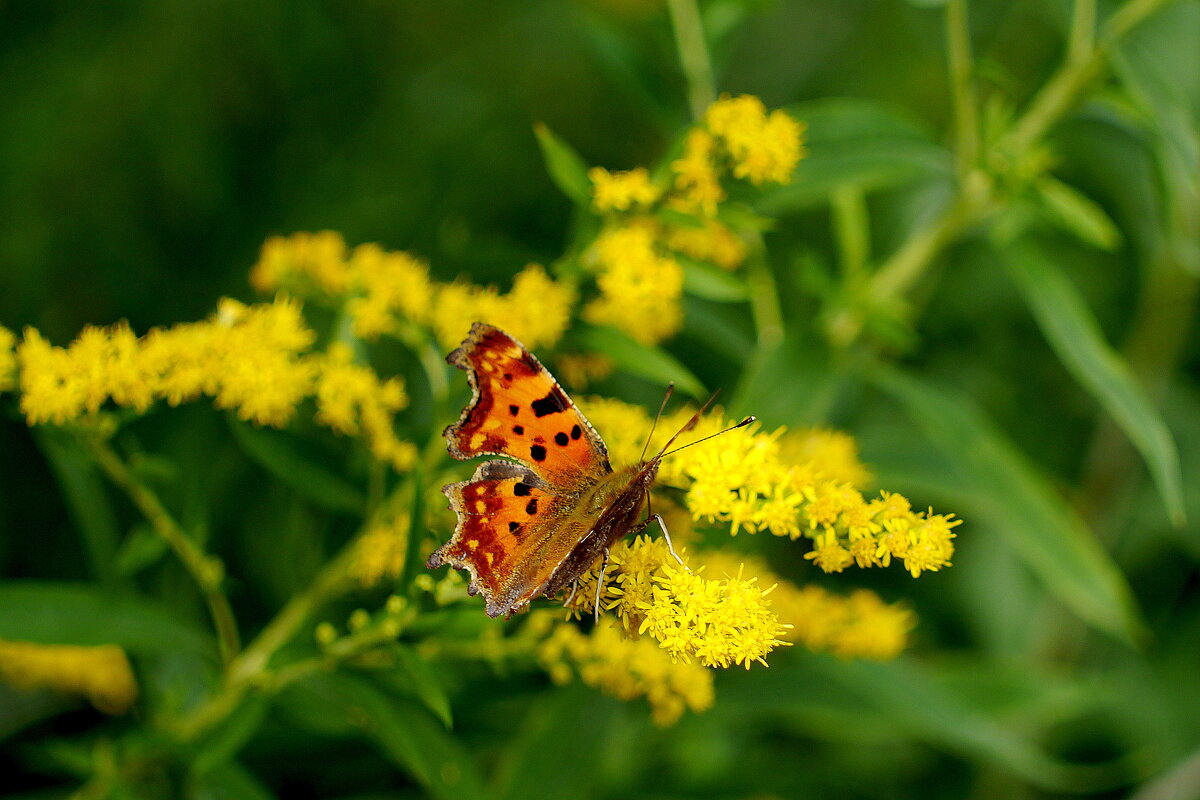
[{"x1": 2, "y1": 1, "x2": 1199, "y2": 798}]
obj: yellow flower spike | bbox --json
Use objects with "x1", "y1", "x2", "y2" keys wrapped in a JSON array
[
  {"x1": 351, "y1": 514, "x2": 411, "y2": 587},
  {"x1": 0, "y1": 639, "x2": 138, "y2": 714},
  {"x1": 664, "y1": 218, "x2": 747, "y2": 270},
  {"x1": 346, "y1": 243, "x2": 435, "y2": 338},
  {"x1": 536, "y1": 620, "x2": 714, "y2": 726},
  {"x1": 0, "y1": 325, "x2": 15, "y2": 392},
  {"x1": 584, "y1": 225, "x2": 684, "y2": 345},
  {"x1": 589, "y1": 166, "x2": 662, "y2": 212},
  {"x1": 670, "y1": 129, "x2": 724, "y2": 216},
  {"x1": 313, "y1": 343, "x2": 414, "y2": 470},
  {"x1": 431, "y1": 264, "x2": 574, "y2": 351},
  {"x1": 250, "y1": 230, "x2": 351, "y2": 296},
  {"x1": 704, "y1": 94, "x2": 806, "y2": 185}
]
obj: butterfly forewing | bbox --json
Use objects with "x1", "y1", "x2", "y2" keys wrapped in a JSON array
[{"x1": 444, "y1": 323, "x2": 611, "y2": 487}]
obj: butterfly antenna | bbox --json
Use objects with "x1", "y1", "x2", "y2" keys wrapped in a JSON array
[
  {"x1": 640, "y1": 383, "x2": 675, "y2": 463},
  {"x1": 650, "y1": 389, "x2": 722, "y2": 462},
  {"x1": 661, "y1": 415, "x2": 756, "y2": 459}
]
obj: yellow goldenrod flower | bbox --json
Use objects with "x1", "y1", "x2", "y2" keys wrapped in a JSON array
[
  {"x1": 313, "y1": 343, "x2": 415, "y2": 470},
  {"x1": 553, "y1": 352, "x2": 615, "y2": 390},
  {"x1": 664, "y1": 218, "x2": 747, "y2": 270},
  {"x1": 345, "y1": 243, "x2": 435, "y2": 338},
  {"x1": 0, "y1": 639, "x2": 138, "y2": 714},
  {"x1": 670, "y1": 129, "x2": 725, "y2": 216},
  {"x1": 0, "y1": 325, "x2": 15, "y2": 393},
  {"x1": 699, "y1": 551, "x2": 914, "y2": 660},
  {"x1": 537, "y1": 618, "x2": 714, "y2": 726},
  {"x1": 559, "y1": 536, "x2": 787, "y2": 669},
  {"x1": 584, "y1": 224, "x2": 684, "y2": 344},
  {"x1": 589, "y1": 166, "x2": 662, "y2": 212},
  {"x1": 431, "y1": 264, "x2": 575, "y2": 351},
  {"x1": 704, "y1": 94, "x2": 806, "y2": 185},
  {"x1": 202, "y1": 298, "x2": 318, "y2": 427},
  {"x1": 250, "y1": 230, "x2": 352, "y2": 296},
  {"x1": 576, "y1": 398, "x2": 959, "y2": 576}
]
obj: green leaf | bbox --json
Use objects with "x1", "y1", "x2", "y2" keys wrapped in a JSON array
[
  {"x1": 0, "y1": 582, "x2": 216, "y2": 658},
  {"x1": 33, "y1": 428, "x2": 121, "y2": 587},
  {"x1": 1001, "y1": 240, "x2": 1185, "y2": 527},
  {"x1": 113, "y1": 523, "x2": 169, "y2": 577},
  {"x1": 757, "y1": 98, "x2": 953, "y2": 213},
  {"x1": 297, "y1": 673, "x2": 486, "y2": 800},
  {"x1": 192, "y1": 694, "x2": 270, "y2": 774},
  {"x1": 870, "y1": 365, "x2": 1145, "y2": 644},
  {"x1": 729, "y1": 332, "x2": 841, "y2": 426},
  {"x1": 680, "y1": 258, "x2": 749, "y2": 302},
  {"x1": 575, "y1": 325, "x2": 707, "y2": 399},
  {"x1": 189, "y1": 760, "x2": 275, "y2": 800},
  {"x1": 388, "y1": 642, "x2": 453, "y2": 728},
  {"x1": 533, "y1": 122, "x2": 593, "y2": 207},
  {"x1": 496, "y1": 684, "x2": 616, "y2": 800},
  {"x1": 227, "y1": 418, "x2": 365, "y2": 514},
  {"x1": 1032, "y1": 176, "x2": 1122, "y2": 250}
]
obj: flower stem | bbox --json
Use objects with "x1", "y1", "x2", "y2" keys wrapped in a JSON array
[
  {"x1": 667, "y1": 0, "x2": 716, "y2": 121},
  {"x1": 945, "y1": 0, "x2": 979, "y2": 179},
  {"x1": 86, "y1": 437, "x2": 241, "y2": 665},
  {"x1": 173, "y1": 544, "x2": 356, "y2": 741}
]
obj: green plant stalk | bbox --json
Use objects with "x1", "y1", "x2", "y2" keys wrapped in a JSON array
[
  {"x1": 945, "y1": 0, "x2": 979, "y2": 178},
  {"x1": 87, "y1": 437, "x2": 241, "y2": 665},
  {"x1": 173, "y1": 543, "x2": 357, "y2": 741},
  {"x1": 667, "y1": 0, "x2": 716, "y2": 120},
  {"x1": 745, "y1": 238, "x2": 785, "y2": 350},
  {"x1": 1068, "y1": 0, "x2": 1097, "y2": 65},
  {"x1": 834, "y1": 0, "x2": 1175, "y2": 346}
]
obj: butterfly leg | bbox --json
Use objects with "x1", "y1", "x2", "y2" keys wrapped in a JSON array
[
  {"x1": 564, "y1": 578, "x2": 580, "y2": 610},
  {"x1": 593, "y1": 547, "x2": 610, "y2": 623},
  {"x1": 650, "y1": 514, "x2": 690, "y2": 570}
]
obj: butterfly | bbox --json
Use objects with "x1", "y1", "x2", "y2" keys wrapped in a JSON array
[{"x1": 427, "y1": 322, "x2": 744, "y2": 618}]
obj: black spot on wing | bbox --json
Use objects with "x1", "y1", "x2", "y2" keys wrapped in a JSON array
[
  {"x1": 530, "y1": 444, "x2": 547, "y2": 462},
  {"x1": 512, "y1": 425, "x2": 524, "y2": 435},
  {"x1": 571, "y1": 424, "x2": 582, "y2": 440},
  {"x1": 509, "y1": 404, "x2": 520, "y2": 416},
  {"x1": 513, "y1": 482, "x2": 532, "y2": 497},
  {"x1": 554, "y1": 432, "x2": 569, "y2": 446},
  {"x1": 525, "y1": 498, "x2": 538, "y2": 515},
  {"x1": 508, "y1": 521, "x2": 519, "y2": 532},
  {"x1": 531, "y1": 387, "x2": 569, "y2": 418}
]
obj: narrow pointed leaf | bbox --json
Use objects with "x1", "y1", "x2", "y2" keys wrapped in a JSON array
[
  {"x1": 533, "y1": 122, "x2": 592, "y2": 207},
  {"x1": 871, "y1": 365, "x2": 1145, "y2": 644},
  {"x1": 1002, "y1": 240, "x2": 1185, "y2": 526}
]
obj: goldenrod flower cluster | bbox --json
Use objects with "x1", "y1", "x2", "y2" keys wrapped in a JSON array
[
  {"x1": 700, "y1": 551, "x2": 914, "y2": 660},
  {"x1": 9, "y1": 298, "x2": 415, "y2": 469},
  {"x1": 583, "y1": 223, "x2": 684, "y2": 345},
  {"x1": 0, "y1": 639, "x2": 138, "y2": 714},
  {"x1": 536, "y1": 615, "x2": 714, "y2": 726},
  {"x1": 314, "y1": 343, "x2": 415, "y2": 471},
  {"x1": 560, "y1": 536, "x2": 789, "y2": 669},
  {"x1": 703, "y1": 94, "x2": 807, "y2": 185},
  {"x1": 584, "y1": 95, "x2": 804, "y2": 345},
  {"x1": 251, "y1": 232, "x2": 574, "y2": 352},
  {"x1": 579, "y1": 398, "x2": 959, "y2": 578},
  {"x1": 0, "y1": 325, "x2": 16, "y2": 393},
  {"x1": 351, "y1": 512, "x2": 411, "y2": 587},
  {"x1": 588, "y1": 166, "x2": 661, "y2": 212}
]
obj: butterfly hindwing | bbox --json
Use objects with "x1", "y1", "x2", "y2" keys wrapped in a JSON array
[
  {"x1": 429, "y1": 460, "x2": 590, "y2": 617},
  {"x1": 444, "y1": 323, "x2": 611, "y2": 486}
]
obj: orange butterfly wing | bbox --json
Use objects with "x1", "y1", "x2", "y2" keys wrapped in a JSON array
[
  {"x1": 429, "y1": 323, "x2": 616, "y2": 617},
  {"x1": 431, "y1": 460, "x2": 593, "y2": 616},
  {"x1": 442, "y1": 323, "x2": 611, "y2": 485}
]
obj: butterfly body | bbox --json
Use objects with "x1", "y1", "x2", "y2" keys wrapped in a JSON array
[{"x1": 428, "y1": 323, "x2": 661, "y2": 618}]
